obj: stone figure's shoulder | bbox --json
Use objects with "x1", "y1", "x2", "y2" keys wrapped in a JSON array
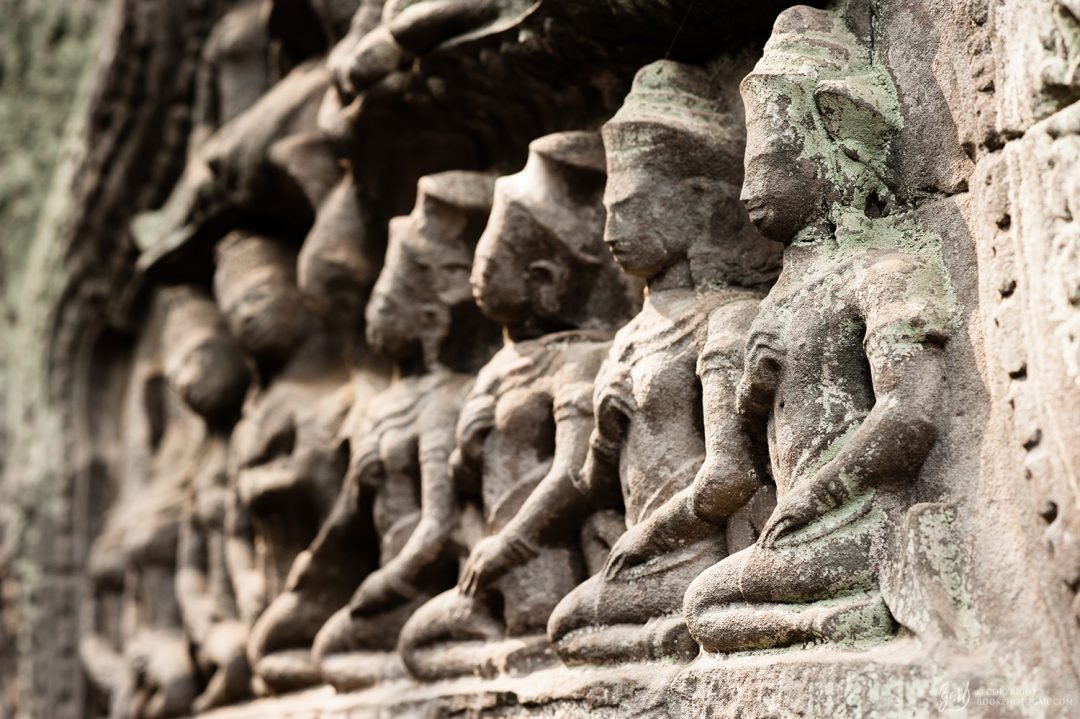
[
  {"x1": 548, "y1": 330, "x2": 614, "y2": 376},
  {"x1": 467, "y1": 343, "x2": 519, "y2": 395},
  {"x1": 368, "y1": 377, "x2": 429, "y2": 427},
  {"x1": 534, "y1": 328, "x2": 614, "y2": 354},
  {"x1": 854, "y1": 250, "x2": 955, "y2": 352},
  {"x1": 693, "y1": 292, "x2": 761, "y2": 377},
  {"x1": 416, "y1": 371, "x2": 476, "y2": 426},
  {"x1": 704, "y1": 289, "x2": 766, "y2": 334}
]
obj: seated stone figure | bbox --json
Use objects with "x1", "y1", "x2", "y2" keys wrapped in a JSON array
[
  {"x1": 294, "y1": 171, "x2": 502, "y2": 690},
  {"x1": 81, "y1": 288, "x2": 248, "y2": 719},
  {"x1": 398, "y1": 131, "x2": 642, "y2": 680},
  {"x1": 536, "y1": 60, "x2": 781, "y2": 667},
  {"x1": 208, "y1": 233, "x2": 356, "y2": 693},
  {"x1": 247, "y1": 170, "x2": 495, "y2": 691},
  {"x1": 684, "y1": 7, "x2": 954, "y2": 654},
  {"x1": 137, "y1": 60, "x2": 342, "y2": 276},
  {"x1": 165, "y1": 288, "x2": 258, "y2": 713}
]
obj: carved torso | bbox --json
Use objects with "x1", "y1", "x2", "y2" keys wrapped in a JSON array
[
  {"x1": 596, "y1": 288, "x2": 761, "y2": 525},
  {"x1": 461, "y1": 330, "x2": 612, "y2": 531},
  {"x1": 231, "y1": 372, "x2": 353, "y2": 599},
  {"x1": 742, "y1": 244, "x2": 950, "y2": 496},
  {"x1": 356, "y1": 370, "x2": 474, "y2": 562}
]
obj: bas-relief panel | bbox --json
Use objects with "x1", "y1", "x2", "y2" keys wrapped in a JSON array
[{"x1": 68, "y1": 0, "x2": 1080, "y2": 716}]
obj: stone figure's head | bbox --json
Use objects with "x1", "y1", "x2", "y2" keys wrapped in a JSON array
[
  {"x1": 229, "y1": 348, "x2": 353, "y2": 591},
  {"x1": 471, "y1": 131, "x2": 642, "y2": 340},
  {"x1": 327, "y1": 0, "x2": 538, "y2": 102},
  {"x1": 298, "y1": 175, "x2": 382, "y2": 334},
  {"x1": 603, "y1": 58, "x2": 780, "y2": 289},
  {"x1": 366, "y1": 171, "x2": 500, "y2": 370},
  {"x1": 214, "y1": 231, "x2": 313, "y2": 367},
  {"x1": 740, "y1": 6, "x2": 902, "y2": 244},
  {"x1": 160, "y1": 286, "x2": 251, "y2": 424}
]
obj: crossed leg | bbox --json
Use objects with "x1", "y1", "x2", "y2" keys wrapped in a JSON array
[
  {"x1": 547, "y1": 536, "x2": 726, "y2": 666},
  {"x1": 684, "y1": 506, "x2": 895, "y2": 654}
]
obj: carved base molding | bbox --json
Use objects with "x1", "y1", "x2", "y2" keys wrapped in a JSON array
[
  {"x1": 197, "y1": 641, "x2": 990, "y2": 717},
  {"x1": 200, "y1": 663, "x2": 682, "y2": 718}
]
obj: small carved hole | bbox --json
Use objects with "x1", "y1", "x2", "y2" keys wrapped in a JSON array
[
  {"x1": 996, "y1": 214, "x2": 1011, "y2": 230},
  {"x1": 1040, "y1": 500, "x2": 1058, "y2": 524},
  {"x1": 1008, "y1": 364, "x2": 1027, "y2": 380},
  {"x1": 1023, "y1": 429, "x2": 1042, "y2": 451},
  {"x1": 865, "y1": 192, "x2": 887, "y2": 219}
]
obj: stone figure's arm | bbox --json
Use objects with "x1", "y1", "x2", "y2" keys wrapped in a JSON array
[
  {"x1": 693, "y1": 335, "x2": 763, "y2": 525},
  {"x1": 284, "y1": 461, "x2": 373, "y2": 594},
  {"x1": 603, "y1": 343, "x2": 758, "y2": 578},
  {"x1": 459, "y1": 383, "x2": 595, "y2": 596},
  {"x1": 449, "y1": 393, "x2": 495, "y2": 499},
  {"x1": 79, "y1": 631, "x2": 127, "y2": 695},
  {"x1": 175, "y1": 509, "x2": 216, "y2": 646},
  {"x1": 387, "y1": 0, "x2": 503, "y2": 55},
  {"x1": 760, "y1": 339, "x2": 944, "y2": 548},
  {"x1": 224, "y1": 493, "x2": 266, "y2": 628},
  {"x1": 577, "y1": 371, "x2": 631, "y2": 509},
  {"x1": 349, "y1": 421, "x2": 458, "y2": 615}
]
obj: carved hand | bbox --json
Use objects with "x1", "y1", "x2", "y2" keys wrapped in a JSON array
[
  {"x1": 458, "y1": 534, "x2": 528, "y2": 596},
  {"x1": 758, "y1": 489, "x2": 822, "y2": 549},
  {"x1": 192, "y1": 621, "x2": 250, "y2": 713},
  {"x1": 349, "y1": 568, "x2": 413, "y2": 617},
  {"x1": 602, "y1": 523, "x2": 658, "y2": 580}
]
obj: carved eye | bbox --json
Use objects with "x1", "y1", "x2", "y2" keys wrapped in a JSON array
[
  {"x1": 247, "y1": 414, "x2": 296, "y2": 467},
  {"x1": 441, "y1": 261, "x2": 472, "y2": 274}
]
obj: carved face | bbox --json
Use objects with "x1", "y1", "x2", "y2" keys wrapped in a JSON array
[
  {"x1": 739, "y1": 74, "x2": 828, "y2": 244},
  {"x1": 162, "y1": 292, "x2": 250, "y2": 421},
  {"x1": 365, "y1": 218, "x2": 433, "y2": 360},
  {"x1": 601, "y1": 156, "x2": 698, "y2": 279},
  {"x1": 470, "y1": 174, "x2": 547, "y2": 327},
  {"x1": 215, "y1": 234, "x2": 311, "y2": 364},
  {"x1": 166, "y1": 337, "x2": 250, "y2": 421}
]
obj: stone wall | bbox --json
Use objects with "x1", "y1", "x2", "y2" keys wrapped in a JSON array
[{"x1": 2, "y1": 0, "x2": 1078, "y2": 717}]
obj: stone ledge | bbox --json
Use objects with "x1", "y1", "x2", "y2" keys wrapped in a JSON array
[
  {"x1": 197, "y1": 662, "x2": 684, "y2": 718},
  {"x1": 195, "y1": 641, "x2": 971, "y2": 718},
  {"x1": 669, "y1": 640, "x2": 940, "y2": 718}
]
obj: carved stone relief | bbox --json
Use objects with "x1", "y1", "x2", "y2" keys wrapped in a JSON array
[
  {"x1": 1, "y1": 0, "x2": 1074, "y2": 717},
  {"x1": 398, "y1": 131, "x2": 641, "y2": 680}
]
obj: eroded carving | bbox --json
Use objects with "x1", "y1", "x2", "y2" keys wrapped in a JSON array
[
  {"x1": 57, "y1": 1, "x2": 1080, "y2": 716},
  {"x1": 395, "y1": 131, "x2": 642, "y2": 680},
  {"x1": 683, "y1": 6, "x2": 956, "y2": 654},
  {"x1": 266, "y1": 171, "x2": 500, "y2": 692},
  {"x1": 515, "y1": 60, "x2": 780, "y2": 667},
  {"x1": 82, "y1": 288, "x2": 250, "y2": 718}
]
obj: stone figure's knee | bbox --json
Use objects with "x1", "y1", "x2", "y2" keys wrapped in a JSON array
[
  {"x1": 398, "y1": 592, "x2": 455, "y2": 652},
  {"x1": 312, "y1": 606, "x2": 352, "y2": 662},
  {"x1": 683, "y1": 550, "x2": 746, "y2": 625},
  {"x1": 547, "y1": 576, "x2": 598, "y2": 643}
]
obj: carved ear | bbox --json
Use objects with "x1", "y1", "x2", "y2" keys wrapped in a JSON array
[
  {"x1": 813, "y1": 77, "x2": 900, "y2": 176},
  {"x1": 528, "y1": 259, "x2": 567, "y2": 316},
  {"x1": 433, "y1": 260, "x2": 475, "y2": 307}
]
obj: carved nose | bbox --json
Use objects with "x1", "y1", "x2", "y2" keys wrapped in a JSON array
[{"x1": 470, "y1": 255, "x2": 492, "y2": 301}]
